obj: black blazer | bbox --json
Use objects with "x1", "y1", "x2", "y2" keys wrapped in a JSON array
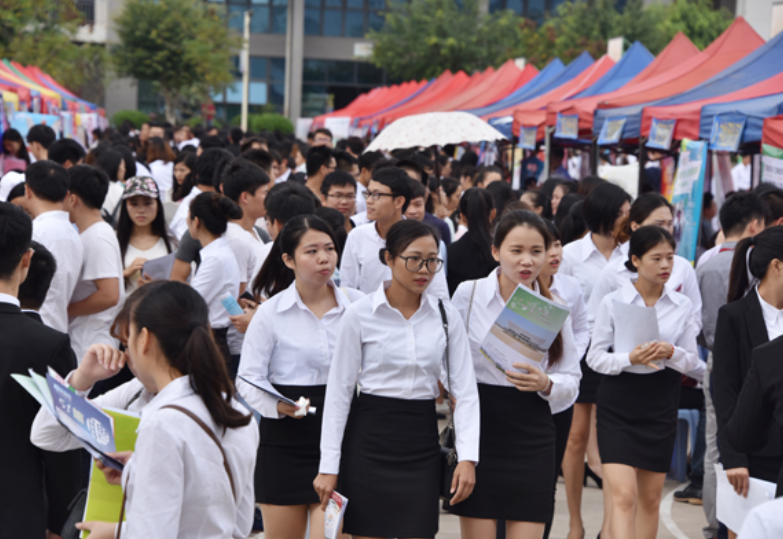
[
  {"x1": 0, "y1": 302, "x2": 80, "y2": 538},
  {"x1": 727, "y1": 335, "x2": 783, "y2": 496},
  {"x1": 713, "y1": 291, "x2": 783, "y2": 471},
  {"x1": 446, "y1": 235, "x2": 498, "y2": 297}
]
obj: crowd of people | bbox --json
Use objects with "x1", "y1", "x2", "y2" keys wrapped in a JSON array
[{"x1": 1, "y1": 120, "x2": 782, "y2": 539}]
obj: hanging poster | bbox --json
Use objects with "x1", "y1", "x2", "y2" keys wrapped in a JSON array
[
  {"x1": 324, "y1": 117, "x2": 351, "y2": 141},
  {"x1": 647, "y1": 118, "x2": 676, "y2": 150},
  {"x1": 555, "y1": 114, "x2": 578, "y2": 139},
  {"x1": 761, "y1": 143, "x2": 783, "y2": 190},
  {"x1": 671, "y1": 139, "x2": 708, "y2": 263},
  {"x1": 709, "y1": 114, "x2": 746, "y2": 152},
  {"x1": 10, "y1": 112, "x2": 62, "y2": 139},
  {"x1": 518, "y1": 126, "x2": 538, "y2": 150},
  {"x1": 597, "y1": 116, "x2": 626, "y2": 146}
]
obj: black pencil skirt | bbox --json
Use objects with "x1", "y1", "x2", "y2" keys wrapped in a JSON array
[
  {"x1": 576, "y1": 353, "x2": 604, "y2": 404},
  {"x1": 597, "y1": 368, "x2": 680, "y2": 473},
  {"x1": 446, "y1": 384, "x2": 556, "y2": 522},
  {"x1": 339, "y1": 393, "x2": 441, "y2": 538},
  {"x1": 255, "y1": 385, "x2": 325, "y2": 505}
]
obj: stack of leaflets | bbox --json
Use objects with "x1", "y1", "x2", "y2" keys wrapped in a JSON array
[
  {"x1": 480, "y1": 284, "x2": 570, "y2": 373},
  {"x1": 237, "y1": 375, "x2": 317, "y2": 415},
  {"x1": 612, "y1": 301, "x2": 662, "y2": 373},
  {"x1": 324, "y1": 491, "x2": 349, "y2": 539},
  {"x1": 12, "y1": 368, "x2": 123, "y2": 470}
]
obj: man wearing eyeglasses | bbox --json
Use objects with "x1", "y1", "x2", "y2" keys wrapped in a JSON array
[
  {"x1": 321, "y1": 170, "x2": 358, "y2": 234},
  {"x1": 340, "y1": 167, "x2": 450, "y2": 300},
  {"x1": 304, "y1": 145, "x2": 336, "y2": 199}
]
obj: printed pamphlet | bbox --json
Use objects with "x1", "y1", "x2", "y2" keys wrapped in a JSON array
[
  {"x1": 480, "y1": 284, "x2": 570, "y2": 373},
  {"x1": 324, "y1": 491, "x2": 349, "y2": 539}
]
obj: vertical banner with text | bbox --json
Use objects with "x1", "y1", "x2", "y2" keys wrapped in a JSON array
[{"x1": 671, "y1": 139, "x2": 707, "y2": 263}]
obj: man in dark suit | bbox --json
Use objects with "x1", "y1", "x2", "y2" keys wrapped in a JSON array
[{"x1": 0, "y1": 202, "x2": 80, "y2": 539}]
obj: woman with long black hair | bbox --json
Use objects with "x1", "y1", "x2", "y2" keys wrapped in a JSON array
[
  {"x1": 172, "y1": 151, "x2": 197, "y2": 202},
  {"x1": 314, "y1": 219, "x2": 480, "y2": 539},
  {"x1": 237, "y1": 215, "x2": 363, "y2": 539},
  {"x1": 1, "y1": 128, "x2": 31, "y2": 174},
  {"x1": 447, "y1": 187, "x2": 497, "y2": 295},
  {"x1": 450, "y1": 210, "x2": 581, "y2": 539},
  {"x1": 588, "y1": 226, "x2": 704, "y2": 539}
]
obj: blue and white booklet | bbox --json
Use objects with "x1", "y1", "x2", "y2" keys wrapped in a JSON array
[{"x1": 13, "y1": 367, "x2": 123, "y2": 470}]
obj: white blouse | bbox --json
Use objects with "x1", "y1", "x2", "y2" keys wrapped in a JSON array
[
  {"x1": 587, "y1": 279, "x2": 705, "y2": 379},
  {"x1": 191, "y1": 237, "x2": 241, "y2": 329},
  {"x1": 319, "y1": 282, "x2": 480, "y2": 475},
  {"x1": 587, "y1": 253, "x2": 703, "y2": 331},
  {"x1": 236, "y1": 281, "x2": 364, "y2": 419},
  {"x1": 451, "y1": 270, "x2": 582, "y2": 415},
  {"x1": 124, "y1": 237, "x2": 171, "y2": 294},
  {"x1": 757, "y1": 287, "x2": 783, "y2": 341},
  {"x1": 550, "y1": 273, "x2": 590, "y2": 362},
  {"x1": 119, "y1": 376, "x2": 258, "y2": 539},
  {"x1": 560, "y1": 234, "x2": 628, "y2": 304}
]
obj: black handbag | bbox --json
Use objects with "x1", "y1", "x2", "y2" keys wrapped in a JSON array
[
  {"x1": 437, "y1": 299, "x2": 458, "y2": 500},
  {"x1": 60, "y1": 488, "x2": 87, "y2": 539}
]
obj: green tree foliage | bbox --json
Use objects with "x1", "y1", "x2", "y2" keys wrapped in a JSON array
[
  {"x1": 370, "y1": 0, "x2": 734, "y2": 78},
  {"x1": 230, "y1": 113, "x2": 294, "y2": 134},
  {"x1": 112, "y1": 0, "x2": 241, "y2": 123},
  {"x1": 112, "y1": 110, "x2": 151, "y2": 129}
]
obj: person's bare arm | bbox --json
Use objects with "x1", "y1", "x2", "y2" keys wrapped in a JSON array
[
  {"x1": 169, "y1": 259, "x2": 191, "y2": 283},
  {"x1": 67, "y1": 279, "x2": 120, "y2": 318}
]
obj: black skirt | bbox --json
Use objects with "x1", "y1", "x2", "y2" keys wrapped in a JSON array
[
  {"x1": 339, "y1": 393, "x2": 441, "y2": 538},
  {"x1": 446, "y1": 384, "x2": 556, "y2": 522},
  {"x1": 255, "y1": 385, "x2": 325, "y2": 505},
  {"x1": 597, "y1": 368, "x2": 680, "y2": 473},
  {"x1": 576, "y1": 353, "x2": 603, "y2": 404}
]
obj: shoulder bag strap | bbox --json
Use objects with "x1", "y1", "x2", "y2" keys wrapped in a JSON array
[
  {"x1": 466, "y1": 280, "x2": 478, "y2": 335},
  {"x1": 437, "y1": 299, "x2": 458, "y2": 450}
]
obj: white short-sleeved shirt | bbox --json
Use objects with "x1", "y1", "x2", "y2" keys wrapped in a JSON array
[
  {"x1": 102, "y1": 181, "x2": 125, "y2": 218},
  {"x1": 68, "y1": 221, "x2": 125, "y2": 362},
  {"x1": 191, "y1": 237, "x2": 241, "y2": 329},
  {"x1": 224, "y1": 223, "x2": 262, "y2": 285},
  {"x1": 560, "y1": 234, "x2": 628, "y2": 304},
  {"x1": 124, "y1": 237, "x2": 170, "y2": 294},
  {"x1": 339, "y1": 222, "x2": 449, "y2": 300},
  {"x1": 588, "y1": 279, "x2": 704, "y2": 379},
  {"x1": 169, "y1": 186, "x2": 202, "y2": 240},
  {"x1": 319, "y1": 282, "x2": 480, "y2": 474},
  {"x1": 32, "y1": 211, "x2": 84, "y2": 333},
  {"x1": 236, "y1": 281, "x2": 364, "y2": 418},
  {"x1": 738, "y1": 497, "x2": 783, "y2": 538},
  {"x1": 148, "y1": 160, "x2": 174, "y2": 200},
  {"x1": 355, "y1": 183, "x2": 367, "y2": 214}
]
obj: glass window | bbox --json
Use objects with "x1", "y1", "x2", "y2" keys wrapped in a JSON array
[
  {"x1": 249, "y1": 57, "x2": 267, "y2": 79},
  {"x1": 226, "y1": 82, "x2": 243, "y2": 104},
  {"x1": 305, "y1": 7, "x2": 321, "y2": 34},
  {"x1": 271, "y1": 6, "x2": 287, "y2": 33},
  {"x1": 270, "y1": 83, "x2": 285, "y2": 106},
  {"x1": 250, "y1": 0, "x2": 268, "y2": 4},
  {"x1": 323, "y1": 9, "x2": 342, "y2": 36},
  {"x1": 248, "y1": 82, "x2": 268, "y2": 105},
  {"x1": 327, "y1": 60, "x2": 355, "y2": 83},
  {"x1": 207, "y1": 0, "x2": 223, "y2": 3},
  {"x1": 347, "y1": 0, "x2": 363, "y2": 6},
  {"x1": 250, "y1": 8, "x2": 269, "y2": 33},
  {"x1": 367, "y1": 11, "x2": 383, "y2": 31},
  {"x1": 228, "y1": 4, "x2": 245, "y2": 30},
  {"x1": 368, "y1": 0, "x2": 384, "y2": 8},
  {"x1": 325, "y1": 0, "x2": 341, "y2": 5},
  {"x1": 345, "y1": 10, "x2": 364, "y2": 37},
  {"x1": 305, "y1": 0, "x2": 320, "y2": 5},
  {"x1": 271, "y1": 0, "x2": 287, "y2": 4},
  {"x1": 271, "y1": 57, "x2": 286, "y2": 81},
  {"x1": 489, "y1": 0, "x2": 504, "y2": 11},
  {"x1": 528, "y1": 0, "x2": 545, "y2": 21},
  {"x1": 506, "y1": 0, "x2": 523, "y2": 14},
  {"x1": 303, "y1": 59, "x2": 327, "y2": 81},
  {"x1": 550, "y1": 0, "x2": 567, "y2": 12},
  {"x1": 226, "y1": 104, "x2": 241, "y2": 122},
  {"x1": 357, "y1": 62, "x2": 383, "y2": 84},
  {"x1": 302, "y1": 84, "x2": 329, "y2": 117}
]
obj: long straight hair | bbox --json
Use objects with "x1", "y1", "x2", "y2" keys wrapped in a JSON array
[
  {"x1": 459, "y1": 187, "x2": 494, "y2": 266},
  {"x1": 727, "y1": 227, "x2": 783, "y2": 303},
  {"x1": 116, "y1": 195, "x2": 174, "y2": 263},
  {"x1": 493, "y1": 210, "x2": 564, "y2": 365},
  {"x1": 614, "y1": 193, "x2": 673, "y2": 245}
]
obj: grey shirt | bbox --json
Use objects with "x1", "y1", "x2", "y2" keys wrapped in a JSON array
[{"x1": 696, "y1": 241, "x2": 737, "y2": 350}]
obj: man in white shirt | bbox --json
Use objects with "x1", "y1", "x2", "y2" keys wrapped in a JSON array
[
  {"x1": 312, "y1": 128, "x2": 334, "y2": 148},
  {"x1": 26, "y1": 125, "x2": 56, "y2": 162},
  {"x1": 356, "y1": 151, "x2": 383, "y2": 216},
  {"x1": 24, "y1": 161, "x2": 84, "y2": 332},
  {"x1": 320, "y1": 170, "x2": 357, "y2": 233},
  {"x1": 340, "y1": 167, "x2": 449, "y2": 299},
  {"x1": 64, "y1": 166, "x2": 125, "y2": 361},
  {"x1": 47, "y1": 139, "x2": 86, "y2": 170},
  {"x1": 305, "y1": 145, "x2": 335, "y2": 199},
  {"x1": 731, "y1": 154, "x2": 752, "y2": 192}
]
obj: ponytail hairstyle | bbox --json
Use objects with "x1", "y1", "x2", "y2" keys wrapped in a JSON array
[
  {"x1": 493, "y1": 210, "x2": 564, "y2": 365},
  {"x1": 128, "y1": 281, "x2": 251, "y2": 429},
  {"x1": 615, "y1": 193, "x2": 673, "y2": 245},
  {"x1": 559, "y1": 200, "x2": 587, "y2": 246},
  {"x1": 459, "y1": 187, "x2": 495, "y2": 266},
  {"x1": 727, "y1": 227, "x2": 783, "y2": 303},
  {"x1": 379, "y1": 219, "x2": 440, "y2": 266},
  {"x1": 624, "y1": 226, "x2": 676, "y2": 273},
  {"x1": 252, "y1": 214, "x2": 338, "y2": 299},
  {"x1": 189, "y1": 192, "x2": 243, "y2": 236}
]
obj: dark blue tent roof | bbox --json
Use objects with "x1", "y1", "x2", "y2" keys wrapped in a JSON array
[
  {"x1": 699, "y1": 93, "x2": 783, "y2": 144},
  {"x1": 572, "y1": 42, "x2": 654, "y2": 99}
]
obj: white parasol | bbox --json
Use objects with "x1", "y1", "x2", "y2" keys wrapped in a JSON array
[{"x1": 364, "y1": 111, "x2": 508, "y2": 152}]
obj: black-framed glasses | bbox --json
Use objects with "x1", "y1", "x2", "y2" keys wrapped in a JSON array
[
  {"x1": 362, "y1": 190, "x2": 397, "y2": 201},
  {"x1": 399, "y1": 255, "x2": 444, "y2": 274},
  {"x1": 327, "y1": 193, "x2": 357, "y2": 201}
]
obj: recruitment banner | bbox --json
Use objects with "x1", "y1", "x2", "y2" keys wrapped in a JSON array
[
  {"x1": 555, "y1": 114, "x2": 578, "y2": 139},
  {"x1": 709, "y1": 114, "x2": 746, "y2": 152},
  {"x1": 647, "y1": 118, "x2": 676, "y2": 150},
  {"x1": 761, "y1": 143, "x2": 783, "y2": 190},
  {"x1": 671, "y1": 139, "x2": 708, "y2": 263}
]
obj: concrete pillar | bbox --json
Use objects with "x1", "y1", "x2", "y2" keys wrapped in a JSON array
[
  {"x1": 284, "y1": 0, "x2": 304, "y2": 122},
  {"x1": 478, "y1": 0, "x2": 490, "y2": 15}
]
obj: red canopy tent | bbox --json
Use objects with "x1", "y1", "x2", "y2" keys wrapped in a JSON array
[
  {"x1": 543, "y1": 33, "x2": 699, "y2": 137},
  {"x1": 762, "y1": 115, "x2": 783, "y2": 148},
  {"x1": 313, "y1": 79, "x2": 427, "y2": 127},
  {"x1": 433, "y1": 61, "x2": 538, "y2": 111}
]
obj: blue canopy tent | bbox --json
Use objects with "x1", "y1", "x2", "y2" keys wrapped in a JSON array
[
  {"x1": 570, "y1": 42, "x2": 655, "y2": 100},
  {"x1": 699, "y1": 93, "x2": 783, "y2": 144}
]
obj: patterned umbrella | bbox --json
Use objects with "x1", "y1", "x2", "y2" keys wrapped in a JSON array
[{"x1": 365, "y1": 111, "x2": 508, "y2": 152}]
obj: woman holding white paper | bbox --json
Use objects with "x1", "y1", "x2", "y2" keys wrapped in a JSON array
[
  {"x1": 588, "y1": 226, "x2": 704, "y2": 539},
  {"x1": 236, "y1": 215, "x2": 363, "y2": 539},
  {"x1": 449, "y1": 210, "x2": 581, "y2": 539},
  {"x1": 314, "y1": 219, "x2": 480, "y2": 539}
]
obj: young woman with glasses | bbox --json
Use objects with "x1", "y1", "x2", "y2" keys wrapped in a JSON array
[{"x1": 315, "y1": 219, "x2": 480, "y2": 539}]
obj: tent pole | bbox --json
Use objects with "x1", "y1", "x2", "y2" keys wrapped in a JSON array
[
  {"x1": 638, "y1": 137, "x2": 647, "y2": 196},
  {"x1": 510, "y1": 136, "x2": 517, "y2": 185},
  {"x1": 543, "y1": 127, "x2": 554, "y2": 181},
  {"x1": 591, "y1": 137, "x2": 598, "y2": 176}
]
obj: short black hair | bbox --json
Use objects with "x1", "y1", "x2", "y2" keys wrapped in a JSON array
[
  {"x1": 371, "y1": 167, "x2": 413, "y2": 213},
  {"x1": 759, "y1": 187, "x2": 783, "y2": 226},
  {"x1": 265, "y1": 182, "x2": 317, "y2": 226},
  {"x1": 229, "y1": 127, "x2": 244, "y2": 145},
  {"x1": 240, "y1": 136, "x2": 268, "y2": 153},
  {"x1": 18, "y1": 240, "x2": 56, "y2": 310},
  {"x1": 26, "y1": 125, "x2": 56, "y2": 149},
  {"x1": 0, "y1": 202, "x2": 32, "y2": 280},
  {"x1": 583, "y1": 182, "x2": 632, "y2": 235},
  {"x1": 703, "y1": 192, "x2": 714, "y2": 209},
  {"x1": 196, "y1": 148, "x2": 233, "y2": 188},
  {"x1": 321, "y1": 170, "x2": 357, "y2": 196},
  {"x1": 306, "y1": 145, "x2": 333, "y2": 177},
  {"x1": 408, "y1": 177, "x2": 427, "y2": 200},
  {"x1": 397, "y1": 159, "x2": 423, "y2": 182},
  {"x1": 7, "y1": 182, "x2": 26, "y2": 202},
  {"x1": 221, "y1": 159, "x2": 271, "y2": 202},
  {"x1": 359, "y1": 150, "x2": 383, "y2": 173},
  {"x1": 346, "y1": 136, "x2": 365, "y2": 155},
  {"x1": 719, "y1": 192, "x2": 767, "y2": 236},
  {"x1": 240, "y1": 148, "x2": 273, "y2": 174},
  {"x1": 25, "y1": 161, "x2": 70, "y2": 203},
  {"x1": 67, "y1": 165, "x2": 109, "y2": 210},
  {"x1": 48, "y1": 139, "x2": 86, "y2": 166},
  {"x1": 200, "y1": 135, "x2": 225, "y2": 150},
  {"x1": 335, "y1": 150, "x2": 358, "y2": 173},
  {"x1": 314, "y1": 128, "x2": 333, "y2": 141}
]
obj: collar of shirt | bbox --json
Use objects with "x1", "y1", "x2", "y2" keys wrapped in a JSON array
[
  {"x1": 139, "y1": 375, "x2": 195, "y2": 430},
  {"x1": 0, "y1": 293, "x2": 20, "y2": 307},
  {"x1": 756, "y1": 286, "x2": 783, "y2": 327},
  {"x1": 477, "y1": 267, "x2": 541, "y2": 307},
  {"x1": 580, "y1": 234, "x2": 627, "y2": 263},
  {"x1": 370, "y1": 280, "x2": 439, "y2": 316},
  {"x1": 33, "y1": 210, "x2": 70, "y2": 225},
  {"x1": 200, "y1": 236, "x2": 229, "y2": 258},
  {"x1": 276, "y1": 280, "x2": 350, "y2": 314},
  {"x1": 618, "y1": 277, "x2": 682, "y2": 309}
]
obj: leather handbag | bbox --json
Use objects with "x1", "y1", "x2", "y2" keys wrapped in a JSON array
[{"x1": 59, "y1": 489, "x2": 87, "y2": 539}]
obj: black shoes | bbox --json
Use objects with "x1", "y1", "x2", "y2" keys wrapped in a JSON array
[
  {"x1": 583, "y1": 463, "x2": 603, "y2": 489},
  {"x1": 673, "y1": 482, "x2": 703, "y2": 505}
]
